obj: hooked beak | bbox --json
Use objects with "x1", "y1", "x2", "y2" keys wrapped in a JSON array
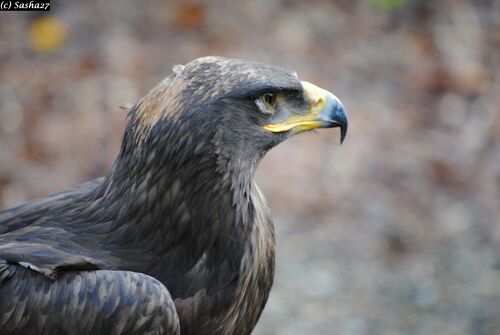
[{"x1": 263, "y1": 81, "x2": 348, "y2": 144}]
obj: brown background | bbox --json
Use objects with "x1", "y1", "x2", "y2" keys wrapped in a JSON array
[{"x1": 0, "y1": 1, "x2": 499, "y2": 334}]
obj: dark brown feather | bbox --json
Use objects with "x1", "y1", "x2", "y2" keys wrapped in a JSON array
[{"x1": 0, "y1": 57, "x2": 294, "y2": 334}]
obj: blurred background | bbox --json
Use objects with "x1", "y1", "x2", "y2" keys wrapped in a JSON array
[{"x1": 0, "y1": 0, "x2": 499, "y2": 334}]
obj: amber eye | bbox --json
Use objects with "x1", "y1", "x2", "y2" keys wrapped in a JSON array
[{"x1": 263, "y1": 93, "x2": 277, "y2": 107}]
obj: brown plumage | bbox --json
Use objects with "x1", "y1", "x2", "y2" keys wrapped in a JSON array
[{"x1": 0, "y1": 57, "x2": 347, "y2": 334}]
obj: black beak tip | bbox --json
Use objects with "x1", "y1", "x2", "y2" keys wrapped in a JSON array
[
  {"x1": 318, "y1": 93, "x2": 348, "y2": 145},
  {"x1": 340, "y1": 124, "x2": 347, "y2": 145},
  {"x1": 336, "y1": 104, "x2": 348, "y2": 145}
]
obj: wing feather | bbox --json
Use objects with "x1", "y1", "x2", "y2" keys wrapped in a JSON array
[{"x1": 0, "y1": 262, "x2": 180, "y2": 334}]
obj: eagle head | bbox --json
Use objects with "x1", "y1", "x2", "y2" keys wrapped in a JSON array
[{"x1": 126, "y1": 56, "x2": 347, "y2": 170}]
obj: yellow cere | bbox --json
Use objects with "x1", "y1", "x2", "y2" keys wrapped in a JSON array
[
  {"x1": 301, "y1": 81, "x2": 326, "y2": 115},
  {"x1": 263, "y1": 81, "x2": 328, "y2": 133}
]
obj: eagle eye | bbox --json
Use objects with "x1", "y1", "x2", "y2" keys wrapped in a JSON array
[{"x1": 262, "y1": 93, "x2": 277, "y2": 107}]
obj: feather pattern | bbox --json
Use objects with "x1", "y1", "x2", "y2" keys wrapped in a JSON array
[{"x1": 0, "y1": 57, "x2": 307, "y2": 334}]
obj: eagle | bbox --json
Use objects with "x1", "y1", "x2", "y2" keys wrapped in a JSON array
[{"x1": 0, "y1": 57, "x2": 347, "y2": 335}]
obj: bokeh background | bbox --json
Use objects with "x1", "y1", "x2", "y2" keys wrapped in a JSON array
[{"x1": 1, "y1": 0, "x2": 499, "y2": 334}]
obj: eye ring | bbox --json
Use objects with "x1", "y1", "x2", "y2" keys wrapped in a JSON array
[{"x1": 262, "y1": 92, "x2": 277, "y2": 107}]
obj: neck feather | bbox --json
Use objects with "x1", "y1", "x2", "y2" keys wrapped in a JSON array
[{"x1": 95, "y1": 115, "x2": 260, "y2": 254}]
